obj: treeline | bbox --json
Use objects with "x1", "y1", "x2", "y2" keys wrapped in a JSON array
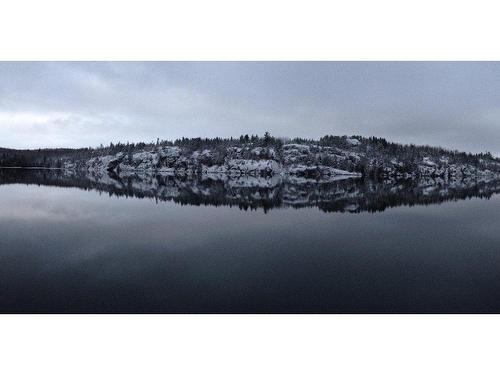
[
  {"x1": 315, "y1": 135, "x2": 499, "y2": 176},
  {"x1": 0, "y1": 147, "x2": 89, "y2": 168},
  {"x1": 0, "y1": 133, "x2": 283, "y2": 168},
  {"x1": 0, "y1": 133, "x2": 498, "y2": 173}
]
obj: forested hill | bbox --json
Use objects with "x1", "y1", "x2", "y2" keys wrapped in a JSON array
[{"x1": 1, "y1": 133, "x2": 499, "y2": 179}]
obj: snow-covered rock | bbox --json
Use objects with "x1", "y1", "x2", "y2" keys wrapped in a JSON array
[
  {"x1": 346, "y1": 137, "x2": 360, "y2": 146},
  {"x1": 422, "y1": 157, "x2": 437, "y2": 167},
  {"x1": 62, "y1": 136, "x2": 499, "y2": 182},
  {"x1": 226, "y1": 159, "x2": 281, "y2": 175}
]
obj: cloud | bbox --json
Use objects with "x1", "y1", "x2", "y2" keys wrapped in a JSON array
[
  {"x1": 0, "y1": 62, "x2": 499, "y2": 155},
  {"x1": 0, "y1": 110, "x2": 134, "y2": 148}
]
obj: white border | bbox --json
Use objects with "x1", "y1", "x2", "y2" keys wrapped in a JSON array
[
  {"x1": 1, "y1": 0, "x2": 500, "y2": 60},
  {"x1": 2, "y1": 1, "x2": 500, "y2": 374},
  {"x1": 1, "y1": 315, "x2": 500, "y2": 374}
]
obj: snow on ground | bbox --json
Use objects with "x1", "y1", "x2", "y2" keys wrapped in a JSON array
[
  {"x1": 422, "y1": 157, "x2": 437, "y2": 167},
  {"x1": 346, "y1": 137, "x2": 360, "y2": 146},
  {"x1": 226, "y1": 159, "x2": 281, "y2": 175},
  {"x1": 76, "y1": 141, "x2": 499, "y2": 184},
  {"x1": 283, "y1": 143, "x2": 310, "y2": 151}
]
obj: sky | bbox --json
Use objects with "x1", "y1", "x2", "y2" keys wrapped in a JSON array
[{"x1": 0, "y1": 62, "x2": 499, "y2": 155}]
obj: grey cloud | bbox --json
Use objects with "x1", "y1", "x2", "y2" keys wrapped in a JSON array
[{"x1": 0, "y1": 62, "x2": 499, "y2": 155}]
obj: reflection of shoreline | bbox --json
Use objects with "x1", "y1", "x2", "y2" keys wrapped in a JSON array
[{"x1": 1, "y1": 168, "x2": 500, "y2": 214}]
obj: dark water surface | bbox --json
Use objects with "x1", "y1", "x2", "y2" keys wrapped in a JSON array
[{"x1": 1, "y1": 169, "x2": 500, "y2": 313}]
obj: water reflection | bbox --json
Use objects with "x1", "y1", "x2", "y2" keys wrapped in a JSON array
[
  {"x1": 2, "y1": 168, "x2": 500, "y2": 313},
  {"x1": 1, "y1": 168, "x2": 499, "y2": 213}
]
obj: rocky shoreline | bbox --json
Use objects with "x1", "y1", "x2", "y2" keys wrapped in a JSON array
[{"x1": 3, "y1": 135, "x2": 499, "y2": 181}]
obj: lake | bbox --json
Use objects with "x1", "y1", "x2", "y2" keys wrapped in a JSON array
[{"x1": 1, "y1": 168, "x2": 500, "y2": 313}]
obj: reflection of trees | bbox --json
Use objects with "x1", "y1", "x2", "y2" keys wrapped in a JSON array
[{"x1": 1, "y1": 168, "x2": 499, "y2": 214}]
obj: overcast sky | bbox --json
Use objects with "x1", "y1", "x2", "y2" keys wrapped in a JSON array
[{"x1": 0, "y1": 62, "x2": 499, "y2": 155}]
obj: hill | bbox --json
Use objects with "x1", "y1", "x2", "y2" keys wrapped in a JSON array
[{"x1": 1, "y1": 133, "x2": 499, "y2": 180}]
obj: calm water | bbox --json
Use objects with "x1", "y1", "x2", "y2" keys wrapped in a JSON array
[{"x1": 1, "y1": 169, "x2": 500, "y2": 313}]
